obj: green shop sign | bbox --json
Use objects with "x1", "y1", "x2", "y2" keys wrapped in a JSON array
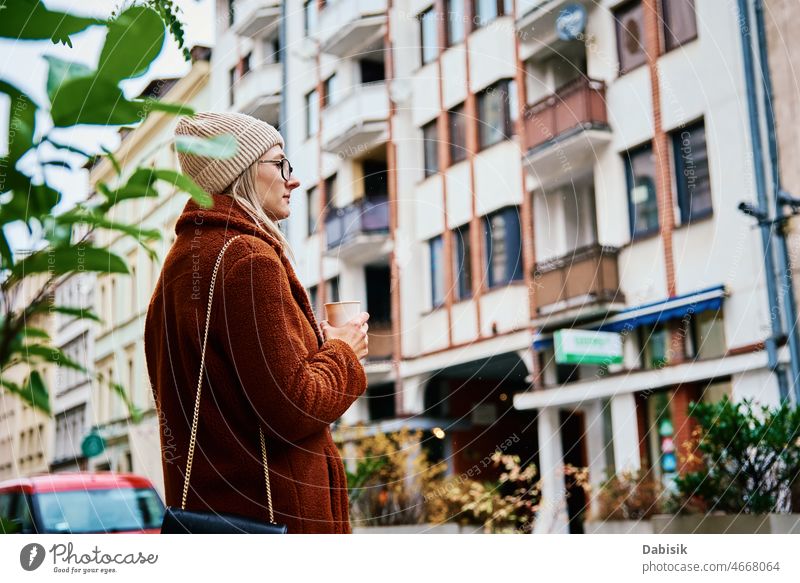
[
  {"x1": 554, "y1": 329, "x2": 624, "y2": 365},
  {"x1": 81, "y1": 431, "x2": 106, "y2": 458}
]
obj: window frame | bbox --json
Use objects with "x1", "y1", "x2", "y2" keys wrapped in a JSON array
[
  {"x1": 422, "y1": 119, "x2": 439, "y2": 178},
  {"x1": 483, "y1": 206, "x2": 523, "y2": 288},
  {"x1": 472, "y1": 0, "x2": 511, "y2": 30},
  {"x1": 624, "y1": 141, "x2": 660, "y2": 239},
  {"x1": 419, "y1": 7, "x2": 440, "y2": 66},
  {"x1": 614, "y1": 0, "x2": 648, "y2": 75},
  {"x1": 671, "y1": 118, "x2": 712, "y2": 225},
  {"x1": 445, "y1": 0, "x2": 465, "y2": 47},
  {"x1": 305, "y1": 88, "x2": 319, "y2": 139},
  {"x1": 448, "y1": 103, "x2": 467, "y2": 165},
  {"x1": 429, "y1": 234, "x2": 445, "y2": 309},
  {"x1": 453, "y1": 223, "x2": 473, "y2": 301}
]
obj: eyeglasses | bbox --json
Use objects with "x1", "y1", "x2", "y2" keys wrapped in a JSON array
[{"x1": 258, "y1": 157, "x2": 293, "y2": 181}]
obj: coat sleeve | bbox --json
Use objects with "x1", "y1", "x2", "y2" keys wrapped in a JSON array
[{"x1": 218, "y1": 248, "x2": 367, "y2": 444}]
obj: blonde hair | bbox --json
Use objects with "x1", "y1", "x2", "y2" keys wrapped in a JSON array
[{"x1": 223, "y1": 160, "x2": 296, "y2": 264}]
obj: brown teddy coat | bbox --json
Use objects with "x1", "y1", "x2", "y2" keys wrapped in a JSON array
[{"x1": 144, "y1": 192, "x2": 367, "y2": 534}]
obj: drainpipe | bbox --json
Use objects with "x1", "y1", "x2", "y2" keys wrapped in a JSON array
[
  {"x1": 736, "y1": 0, "x2": 791, "y2": 401},
  {"x1": 752, "y1": 0, "x2": 800, "y2": 402}
]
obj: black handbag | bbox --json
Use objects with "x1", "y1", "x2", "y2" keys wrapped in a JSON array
[{"x1": 161, "y1": 235, "x2": 288, "y2": 534}]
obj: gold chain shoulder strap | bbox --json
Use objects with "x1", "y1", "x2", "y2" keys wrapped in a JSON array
[{"x1": 180, "y1": 234, "x2": 276, "y2": 524}]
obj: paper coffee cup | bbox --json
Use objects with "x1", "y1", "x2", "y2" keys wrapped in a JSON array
[{"x1": 324, "y1": 301, "x2": 361, "y2": 327}]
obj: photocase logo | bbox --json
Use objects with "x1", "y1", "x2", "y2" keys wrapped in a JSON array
[{"x1": 20, "y1": 543, "x2": 46, "y2": 571}]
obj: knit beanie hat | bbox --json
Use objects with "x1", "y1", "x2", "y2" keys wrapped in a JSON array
[{"x1": 174, "y1": 111, "x2": 284, "y2": 194}]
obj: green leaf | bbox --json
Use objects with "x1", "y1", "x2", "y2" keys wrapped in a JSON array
[
  {"x1": 21, "y1": 345, "x2": 86, "y2": 373},
  {"x1": 44, "y1": 55, "x2": 94, "y2": 103},
  {"x1": 108, "y1": 380, "x2": 143, "y2": 424},
  {"x1": 0, "y1": 376, "x2": 50, "y2": 415},
  {"x1": 43, "y1": 137, "x2": 95, "y2": 159},
  {"x1": 22, "y1": 327, "x2": 50, "y2": 341},
  {"x1": 101, "y1": 146, "x2": 122, "y2": 176},
  {"x1": 51, "y1": 76, "x2": 144, "y2": 127},
  {"x1": 56, "y1": 209, "x2": 161, "y2": 244},
  {"x1": 33, "y1": 305, "x2": 101, "y2": 323},
  {"x1": 98, "y1": 6, "x2": 165, "y2": 83},
  {"x1": 0, "y1": 80, "x2": 37, "y2": 162},
  {"x1": 152, "y1": 169, "x2": 212, "y2": 206},
  {"x1": 1, "y1": 179, "x2": 61, "y2": 224},
  {"x1": 0, "y1": 0, "x2": 102, "y2": 45},
  {"x1": 9, "y1": 246, "x2": 129, "y2": 281},
  {"x1": 138, "y1": 98, "x2": 194, "y2": 116},
  {"x1": 175, "y1": 133, "x2": 238, "y2": 159}
]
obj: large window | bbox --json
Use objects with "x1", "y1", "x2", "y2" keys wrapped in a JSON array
[
  {"x1": 445, "y1": 0, "x2": 465, "y2": 46},
  {"x1": 419, "y1": 7, "x2": 439, "y2": 66},
  {"x1": 663, "y1": 0, "x2": 698, "y2": 51},
  {"x1": 429, "y1": 235, "x2": 445, "y2": 308},
  {"x1": 448, "y1": 103, "x2": 467, "y2": 165},
  {"x1": 477, "y1": 79, "x2": 516, "y2": 150},
  {"x1": 453, "y1": 223, "x2": 472, "y2": 300},
  {"x1": 473, "y1": 0, "x2": 511, "y2": 28},
  {"x1": 483, "y1": 206, "x2": 523, "y2": 288},
  {"x1": 624, "y1": 143, "x2": 659, "y2": 237},
  {"x1": 305, "y1": 88, "x2": 319, "y2": 138},
  {"x1": 322, "y1": 74, "x2": 339, "y2": 108},
  {"x1": 672, "y1": 119, "x2": 711, "y2": 224},
  {"x1": 422, "y1": 119, "x2": 439, "y2": 178}
]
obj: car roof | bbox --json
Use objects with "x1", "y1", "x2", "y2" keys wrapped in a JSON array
[{"x1": 0, "y1": 472, "x2": 156, "y2": 494}]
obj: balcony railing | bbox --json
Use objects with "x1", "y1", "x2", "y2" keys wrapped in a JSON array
[
  {"x1": 533, "y1": 244, "x2": 621, "y2": 311},
  {"x1": 325, "y1": 194, "x2": 390, "y2": 251},
  {"x1": 317, "y1": 0, "x2": 387, "y2": 58},
  {"x1": 524, "y1": 77, "x2": 608, "y2": 152},
  {"x1": 233, "y1": 63, "x2": 282, "y2": 122},
  {"x1": 320, "y1": 81, "x2": 389, "y2": 155},
  {"x1": 232, "y1": 0, "x2": 281, "y2": 37}
]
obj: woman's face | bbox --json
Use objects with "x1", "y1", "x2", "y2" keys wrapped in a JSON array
[{"x1": 255, "y1": 144, "x2": 300, "y2": 221}]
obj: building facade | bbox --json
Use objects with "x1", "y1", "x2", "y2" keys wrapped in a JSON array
[
  {"x1": 211, "y1": 0, "x2": 787, "y2": 533},
  {"x1": 86, "y1": 50, "x2": 212, "y2": 498}
]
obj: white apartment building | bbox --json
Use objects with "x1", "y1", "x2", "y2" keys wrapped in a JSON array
[
  {"x1": 212, "y1": 0, "x2": 788, "y2": 533},
  {"x1": 87, "y1": 49, "x2": 212, "y2": 499}
]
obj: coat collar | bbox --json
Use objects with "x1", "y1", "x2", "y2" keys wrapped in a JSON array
[{"x1": 175, "y1": 193, "x2": 324, "y2": 349}]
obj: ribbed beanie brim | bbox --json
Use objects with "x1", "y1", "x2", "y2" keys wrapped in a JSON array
[{"x1": 174, "y1": 111, "x2": 284, "y2": 194}]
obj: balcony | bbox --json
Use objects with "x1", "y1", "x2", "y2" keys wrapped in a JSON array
[
  {"x1": 532, "y1": 244, "x2": 623, "y2": 320},
  {"x1": 522, "y1": 77, "x2": 611, "y2": 183},
  {"x1": 324, "y1": 194, "x2": 391, "y2": 263},
  {"x1": 232, "y1": 0, "x2": 281, "y2": 38},
  {"x1": 517, "y1": 0, "x2": 594, "y2": 55},
  {"x1": 233, "y1": 63, "x2": 281, "y2": 123},
  {"x1": 316, "y1": 0, "x2": 387, "y2": 58},
  {"x1": 320, "y1": 81, "x2": 389, "y2": 156}
]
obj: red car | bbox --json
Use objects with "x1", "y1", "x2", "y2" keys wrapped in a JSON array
[{"x1": 0, "y1": 472, "x2": 164, "y2": 534}]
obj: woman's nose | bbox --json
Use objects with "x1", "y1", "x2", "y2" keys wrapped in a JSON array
[{"x1": 286, "y1": 175, "x2": 300, "y2": 190}]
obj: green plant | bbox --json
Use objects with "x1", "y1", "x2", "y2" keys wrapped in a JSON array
[
  {"x1": 672, "y1": 396, "x2": 800, "y2": 514},
  {"x1": 0, "y1": 1, "x2": 231, "y2": 418}
]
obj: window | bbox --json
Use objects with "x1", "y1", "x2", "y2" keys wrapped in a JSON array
[
  {"x1": 419, "y1": 7, "x2": 439, "y2": 65},
  {"x1": 473, "y1": 0, "x2": 511, "y2": 28},
  {"x1": 326, "y1": 276, "x2": 340, "y2": 303},
  {"x1": 263, "y1": 37, "x2": 280, "y2": 65},
  {"x1": 453, "y1": 223, "x2": 472, "y2": 300},
  {"x1": 308, "y1": 284, "x2": 319, "y2": 317},
  {"x1": 324, "y1": 173, "x2": 337, "y2": 207},
  {"x1": 305, "y1": 89, "x2": 319, "y2": 138},
  {"x1": 241, "y1": 52, "x2": 251, "y2": 76},
  {"x1": 614, "y1": 0, "x2": 647, "y2": 74},
  {"x1": 448, "y1": 103, "x2": 467, "y2": 164},
  {"x1": 483, "y1": 206, "x2": 523, "y2": 287},
  {"x1": 429, "y1": 235, "x2": 445, "y2": 308},
  {"x1": 359, "y1": 59, "x2": 385, "y2": 83},
  {"x1": 228, "y1": 66, "x2": 236, "y2": 107},
  {"x1": 227, "y1": 0, "x2": 235, "y2": 26},
  {"x1": 672, "y1": 119, "x2": 711, "y2": 223},
  {"x1": 323, "y1": 74, "x2": 338, "y2": 108},
  {"x1": 422, "y1": 119, "x2": 439, "y2": 177},
  {"x1": 477, "y1": 79, "x2": 516, "y2": 150},
  {"x1": 624, "y1": 143, "x2": 659, "y2": 237},
  {"x1": 686, "y1": 309, "x2": 726, "y2": 360},
  {"x1": 663, "y1": 0, "x2": 697, "y2": 51},
  {"x1": 445, "y1": 0, "x2": 465, "y2": 46},
  {"x1": 303, "y1": 0, "x2": 317, "y2": 36},
  {"x1": 639, "y1": 324, "x2": 669, "y2": 369},
  {"x1": 307, "y1": 185, "x2": 320, "y2": 236}
]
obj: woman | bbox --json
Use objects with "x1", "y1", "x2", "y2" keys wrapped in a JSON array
[{"x1": 144, "y1": 112, "x2": 369, "y2": 534}]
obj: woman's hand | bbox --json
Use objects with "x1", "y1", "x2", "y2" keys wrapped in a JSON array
[{"x1": 320, "y1": 312, "x2": 369, "y2": 360}]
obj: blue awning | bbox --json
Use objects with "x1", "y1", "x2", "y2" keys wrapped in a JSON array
[{"x1": 532, "y1": 285, "x2": 726, "y2": 350}]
